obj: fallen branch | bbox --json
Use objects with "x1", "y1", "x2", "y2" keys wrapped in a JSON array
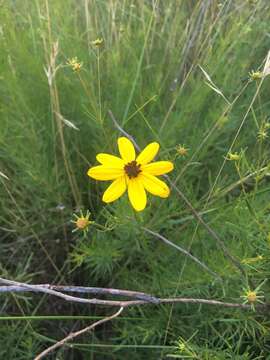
[
  {"x1": 0, "y1": 277, "x2": 267, "y2": 310},
  {"x1": 0, "y1": 277, "x2": 158, "y2": 306},
  {"x1": 0, "y1": 282, "x2": 158, "y2": 303}
]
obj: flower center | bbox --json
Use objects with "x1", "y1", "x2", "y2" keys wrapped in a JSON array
[
  {"x1": 124, "y1": 160, "x2": 141, "y2": 178},
  {"x1": 76, "y1": 218, "x2": 90, "y2": 229}
]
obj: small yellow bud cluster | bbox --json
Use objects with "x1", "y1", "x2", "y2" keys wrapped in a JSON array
[
  {"x1": 246, "y1": 291, "x2": 257, "y2": 304},
  {"x1": 91, "y1": 38, "x2": 104, "y2": 47},
  {"x1": 241, "y1": 283, "x2": 265, "y2": 310},
  {"x1": 257, "y1": 122, "x2": 270, "y2": 141},
  {"x1": 178, "y1": 343, "x2": 186, "y2": 351},
  {"x1": 227, "y1": 152, "x2": 240, "y2": 161},
  {"x1": 67, "y1": 57, "x2": 83, "y2": 72},
  {"x1": 249, "y1": 70, "x2": 263, "y2": 81},
  {"x1": 257, "y1": 129, "x2": 268, "y2": 141}
]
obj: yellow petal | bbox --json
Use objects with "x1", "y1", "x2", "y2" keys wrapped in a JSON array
[
  {"x1": 118, "y1": 137, "x2": 136, "y2": 162},
  {"x1": 127, "y1": 178, "x2": 147, "y2": 211},
  {"x1": 140, "y1": 173, "x2": 170, "y2": 198},
  {"x1": 87, "y1": 165, "x2": 124, "y2": 180},
  {"x1": 102, "y1": 176, "x2": 127, "y2": 203},
  {"x1": 141, "y1": 161, "x2": 174, "y2": 176},
  {"x1": 96, "y1": 153, "x2": 124, "y2": 168},
  {"x1": 136, "y1": 142, "x2": 160, "y2": 165}
]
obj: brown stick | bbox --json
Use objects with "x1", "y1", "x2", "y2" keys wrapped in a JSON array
[
  {"x1": 0, "y1": 277, "x2": 267, "y2": 311},
  {"x1": 34, "y1": 307, "x2": 124, "y2": 360}
]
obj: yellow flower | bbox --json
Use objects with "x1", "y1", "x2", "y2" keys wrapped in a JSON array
[
  {"x1": 92, "y1": 38, "x2": 104, "y2": 47},
  {"x1": 87, "y1": 137, "x2": 174, "y2": 211}
]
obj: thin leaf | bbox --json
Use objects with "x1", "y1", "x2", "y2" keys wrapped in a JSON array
[
  {"x1": 0, "y1": 171, "x2": 9, "y2": 180},
  {"x1": 55, "y1": 112, "x2": 79, "y2": 131}
]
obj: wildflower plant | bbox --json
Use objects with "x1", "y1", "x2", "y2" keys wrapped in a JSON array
[
  {"x1": 87, "y1": 137, "x2": 174, "y2": 211},
  {"x1": 3, "y1": 0, "x2": 270, "y2": 358}
]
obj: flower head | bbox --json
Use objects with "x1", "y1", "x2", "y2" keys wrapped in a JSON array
[
  {"x1": 249, "y1": 70, "x2": 263, "y2": 81},
  {"x1": 92, "y1": 38, "x2": 104, "y2": 47},
  {"x1": 241, "y1": 288, "x2": 264, "y2": 306},
  {"x1": 72, "y1": 210, "x2": 92, "y2": 234},
  {"x1": 257, "y1": 122, "x2": 269, "y2": 141},
  {"x1": 226, "y1": 152, "x2": 240, "y2": 161},
  {"x1": 246, "y1": 291, "x2": 257, "y2": 303},
  {"x1": 176, "y1": 144, "x2": 189, "y2": 157},
  {"x1": 241, "y1": 281, "x2": 265, "y2": 310},
  {"x1": 67, "y1": 57, "x2": 83, "y2": 72},
  {"x1": 257, "y1": 129, "x2": 268, "y2": 141},
  {"x1": 87, "y1": 137, "x2": 174, "y2": 211}
]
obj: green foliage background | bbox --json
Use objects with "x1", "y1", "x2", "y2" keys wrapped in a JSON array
[{"x1": 1, "y1": 0, "x2": 270, "y2": 358}]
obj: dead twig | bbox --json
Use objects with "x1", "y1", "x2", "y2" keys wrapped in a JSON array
[
  {"x1": 142, "y1": 227, "x2": 221, "y2": 280},
  {"x1": 0, "y1": 277, "x2": 158, "y2": 306},
  {"x1": 0, "y1": 280, "x2": 158, "y2": 303},
  {"x1": 34, "y1": 307, "x2": 124, "y2": 360},
  {"x1": 0, "y1": 277, "x2": 267, "y2": 311}
]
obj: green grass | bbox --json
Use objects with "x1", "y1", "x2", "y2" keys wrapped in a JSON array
[{"x1": 1, "y1": 0, "x2": 270, "y2": 358}]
